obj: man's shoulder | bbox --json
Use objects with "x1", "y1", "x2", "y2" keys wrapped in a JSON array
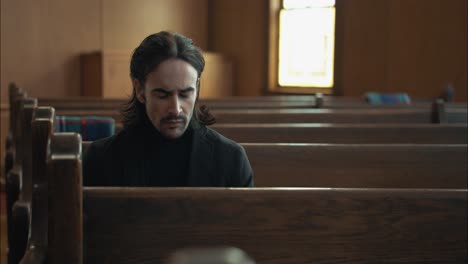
[
  {"x1": 199, "y1": 126, "x2": 254, "y2": 187},
  {"x1": 92, "y1": 131, "x2": 119, "y2": 147},
  {"x1": 202, "y1": 126, "x2": 245, "y2": 152},
  {"x1": 85, "y1": 134, "x2": 118, "y2": 157},
  {"x1": 87, "y1": 129, "x2": 130, "y2": 154}
]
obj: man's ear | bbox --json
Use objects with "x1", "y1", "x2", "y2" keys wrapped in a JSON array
[{"x1": 133, "y1": 79, "x2": 145, "y2": 103}]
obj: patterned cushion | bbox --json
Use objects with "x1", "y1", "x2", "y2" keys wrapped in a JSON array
[
  {"x1": 365, "y1": 92, "x2": 411, "y2": 104},
  {"x1": 55, "y1": 116, "x2": 115, "y2": 141}
]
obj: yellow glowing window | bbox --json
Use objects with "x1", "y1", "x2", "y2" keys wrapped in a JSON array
[{"x1": 278, "y1": 0, "x2": 335, "y2": 88}]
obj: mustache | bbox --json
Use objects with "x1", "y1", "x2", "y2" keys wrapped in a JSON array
[{"x1": 161, "y1": 115, "x2": 187, "y2": 123}]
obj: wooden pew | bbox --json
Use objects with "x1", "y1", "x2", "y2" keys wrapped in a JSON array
[
  {"x1": 45, "y1": 137, "x2": 467, "y2": 263},
  {"x1": 4, "y1": 84, "x2": 27, "y2": 176},
  {"x1": 82, "y1": 188, "x2": 467, "y2": 264},
  {"x1": 40, "y1": 95, "x2": 316, "y2": 106},
  {"x1": 211, "y1": 108, "x2": 440, "y2": 124},
  {"x1": 54, "y1": 123, "x2": 468, "y2": 144},
  {"x1": 81, "y1": 142, "x2": 467, "y2": 189},
  {"x1": 244, "y1": 143, "x2": 467, "y2": 188},
  {"x1": 20, "y1": 106, "x2": 55, "y2": 264},
  {"x1": 318, "y1": 94, "x2": 466, "y2": 110},
  {"x1": 3, "y1": 84, "x2": 25, "y2": 262},
  {"x1": 6, "y1": 97, "x2": 37, "y2": 264},
  {"x1": 5, "y1": 83, "x2": 24, "y2": 170},
  {"x1": 53, "y1": 103, "x2": 466, "y2": 125},
  {"x1": 36, "y1": 96, "x2": 466, "y2": 132},
  {"x1": 56, "y1": 108, "x2": 439, "y2": 124},
  {"x1": 434, "y1": 99, "x2": 468, "y2": 123},
  {"x1": 212, "y1": 123, "x2": 468, "y2": 144},
  {"x1": 7, "y1": 96, "x2": 466, "y2": 263},
  {"x1": 39, "y1": 95, "x2": 457, "y2": 110},
  {"x1": 41, "y1": 97, "x2": 318, "y2": 110}
]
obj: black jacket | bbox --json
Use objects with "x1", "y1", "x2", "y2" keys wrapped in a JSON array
[{"x1": 83, "y1": 120, "x2": 254, "y2": 187}]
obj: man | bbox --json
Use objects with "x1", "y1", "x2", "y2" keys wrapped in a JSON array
[{"x1": 83, "y1": 31, "x2": 254, "y2": 187}]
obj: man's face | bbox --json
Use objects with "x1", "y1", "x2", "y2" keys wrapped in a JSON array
[{"x1": 136, "y1": 58, "x2": 198, "y2": 139}]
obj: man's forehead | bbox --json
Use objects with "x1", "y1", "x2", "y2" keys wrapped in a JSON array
[
  {"x1": 145, "y1": 60, "x2": 198, "y2": 89},
  {"x1": 152, "y1": 58, "x2": 198, "y2": 76}
]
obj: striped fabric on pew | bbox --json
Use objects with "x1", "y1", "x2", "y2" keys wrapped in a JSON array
[{"x1": 55, "y1": 116, "x2": 115, "y2": 141}]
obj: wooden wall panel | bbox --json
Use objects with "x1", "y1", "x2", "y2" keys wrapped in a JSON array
[
  {"x1": 337, "y1": 0, "x2": 389, "y2": 97},
  {"x1": 208, "y1": 0, "x2": 268, "y2": 96},
  {"x1": 200, "y1": 53, "x2": 234, "y2": 98},
  {"x1": 210, "y1": 0, "x2": 466, "y2": 100},
  {"x1": 332, "y1": 0, "x2": 466, "y2": 101},
  {"x1": 387, "y1": 0, "x2": 467, "y2": 101}
]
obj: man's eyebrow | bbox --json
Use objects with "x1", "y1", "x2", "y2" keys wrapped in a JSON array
[
  {"x1": 180, "y1": 87, "x2": 195, "y2": 93},
  {"x1": 151, "y1": 88, "x2": 170, "y2": 94},
  {"x1": 150, "y1": 87, "x2": 195, "y2": 94}
]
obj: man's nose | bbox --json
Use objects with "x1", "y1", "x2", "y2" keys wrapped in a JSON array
[{"x1": 168, "y1": 94, "x2": 182, "y2": 116}]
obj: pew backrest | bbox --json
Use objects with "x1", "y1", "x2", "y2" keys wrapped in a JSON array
[
  {"x1": 40, "y1": 95, "x2": 463, "y2": 110},
  {"x1": 81, "y1": 188, "x2": 467, "y2": 263},
  {"x1": 47, "y1": 133, "x2": 83, "y2": 264},
  {"x1": 243, "y1": 143, "x2": 467, "y2": 188},
  {"x1": 57, "y1": 108, "x2": 437, "y2": 125},
  {"x1": 212, "y1": 123, "x2": 468, "y2": 144},
  {"x1": 213, "y1": 108, "x2": 438, "y2": 123},
  {"x1": 81, "y1": 142, "x2": 467, "y2": 188}
]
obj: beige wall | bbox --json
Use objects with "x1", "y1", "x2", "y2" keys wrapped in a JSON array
[
  {"x1": 1, "y1": 0, "x2": 209, "y2": 103},
  {"x1": 1, "y1": 0, "x2": 101, "y2": 100}
]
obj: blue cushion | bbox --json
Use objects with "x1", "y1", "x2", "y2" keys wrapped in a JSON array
[
  {"x1": 55, "y1": 116, "x2": 115, "y2": 141},
  {"x1": 365, "y1": 92, "x2": 411, "y2": 104}
]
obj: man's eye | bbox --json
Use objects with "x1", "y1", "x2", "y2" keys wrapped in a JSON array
[
  {"x1": 156, "y1": 93, "x2": 169, "y2": 99},
  {"x1": 180, "y1": 90, "x2": 194, "y2": 98}
]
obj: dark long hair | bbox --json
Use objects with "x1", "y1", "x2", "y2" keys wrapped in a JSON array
[{"x1": 121, "y1": 31, "x2": 215, "y2": 129}]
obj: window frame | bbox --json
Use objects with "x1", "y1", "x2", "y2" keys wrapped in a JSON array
[{"x1": 268, "y1": 0, "x2": 337, "y2": 94}]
